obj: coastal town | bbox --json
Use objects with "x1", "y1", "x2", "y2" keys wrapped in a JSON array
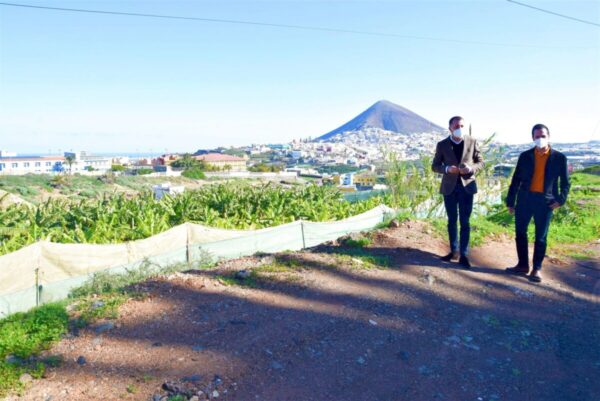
[{"x1": 1, "y1": 136, "x2": 598, "y2": 193}]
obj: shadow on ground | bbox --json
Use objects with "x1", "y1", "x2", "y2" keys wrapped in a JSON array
[{"x1": 14, "y1": 231, "x2": 600, "y2": 401}]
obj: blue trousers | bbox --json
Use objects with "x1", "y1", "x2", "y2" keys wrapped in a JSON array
[
  {"x1": 443, "y1": 183, "x2": 474, "y2": 256},
  {"x1": 515, "y1": 191, "x2": 554, "y2": 270}
]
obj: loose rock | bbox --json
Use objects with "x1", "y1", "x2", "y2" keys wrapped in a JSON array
[
  {"x1": 182, "y1": 374, "x2": 202, "y2": 383},
  {"x1": 19, "y1": 373, "x2": 33, "y2": 384},
  {"x1": 93, "y1": 322, "x2": 114, "y2": 334},
  {"x1": 91, "y1": 301, "x2": 105, "y2": 309},
  {"x1": 235, "y1": 270, "x2": 251, "y2": 279}
]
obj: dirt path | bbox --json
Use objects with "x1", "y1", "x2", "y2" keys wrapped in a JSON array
[{"x1": 9, "y1": 222, "x2": 600, "y2": 401}]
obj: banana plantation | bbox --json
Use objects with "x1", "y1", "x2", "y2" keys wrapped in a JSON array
[{"x1": 0, "y1": 183, "x2": 391, "y2": 256}]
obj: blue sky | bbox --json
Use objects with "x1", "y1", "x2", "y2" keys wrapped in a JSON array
[{"x1": 0, "y1": 0, "x2": 599, "y2": 153}]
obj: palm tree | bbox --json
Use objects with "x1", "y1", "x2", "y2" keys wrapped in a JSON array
[
  {"x1": 64, "y1": 154, "x2": 76, "y2": 174},
  {"x1": 171, "y1": 153, "x2": 198, "y2": 169}
]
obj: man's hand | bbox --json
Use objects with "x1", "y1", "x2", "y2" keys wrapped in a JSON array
[
  {"x1": 508, "y1": 207, "x2": 515, "y2": 215},
  {"x1": 549, "y1": 202, "x2": 561, "y2": 210},
  {"x1": 447, "y1": 165, "x2": 460, "y2": 174},
  {"x1": 459, "y1": 165, "x2": 471, "y2": 175}
]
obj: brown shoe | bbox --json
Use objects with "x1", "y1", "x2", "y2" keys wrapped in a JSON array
[
  {"x1": 505, "y1": 265, "x2": 529, "y2": 276},
  {"x1": 528, "y1": 269, "x2": 542, "y2": 283}
]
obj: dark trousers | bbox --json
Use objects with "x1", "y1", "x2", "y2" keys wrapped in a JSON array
[
  {"x1": 515, "y1": 192, "x2": 553, "y2": 270},
  {"x1": 443, "y1": 182, "x2": 474, "y2": 256}
]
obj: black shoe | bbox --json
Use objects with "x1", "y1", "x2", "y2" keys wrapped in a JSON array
[
  {"x1": 505, "y1": 265, "x2": 530, "y2": 276},
  {"x1": 440, "y1": 252, "x2": 458, "y2": 262},
  {"x1": 459, "y1": 255, "x2": 471, "y2": 268},
  {"x1": 528, "y1": 269, "x2": 542, "y2": 283}
]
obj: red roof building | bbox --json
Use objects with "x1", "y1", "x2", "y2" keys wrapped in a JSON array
[{"x1": 193, "y1": 153, "x2": 247, "y2": 171}]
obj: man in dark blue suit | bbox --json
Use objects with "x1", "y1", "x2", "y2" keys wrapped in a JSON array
[{"x1": 505, "y1": 124, "x2": 570, "y2": 283}]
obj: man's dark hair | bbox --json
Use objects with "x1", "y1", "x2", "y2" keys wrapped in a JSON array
[
  {"x1": 448, "y1": 116, "x2": 463, "y2": 128},
  {"x1": 531, "y1": 123, "x2": 550, "y2": 138}
]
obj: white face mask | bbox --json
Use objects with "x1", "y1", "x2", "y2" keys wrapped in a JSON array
[
  {"x1": 452, "y1": 128, "x2": 464, "y2": 138},
  {"x1": 534, "y1": 137, "x2": 549, "y2": 149}
]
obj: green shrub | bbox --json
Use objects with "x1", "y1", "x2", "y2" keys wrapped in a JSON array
[
  {"x1": 344, "y1": 237, "x2": 372, "y2": 248},
  {"x1": 171, "y1": 154, "x2": 204, "y2": 169},
  {"x1": 182, "y1": 167, "x2": 206, "y2": 180},
  {"x1": 0, "y1": 303, "x2": 68, "y2": 396},
  {"x1": 78, "y1": 189, "x2": 97, "y2": 198},
  {"x1": 248, "y1": 163, "x2": 283, "y2": 172},
  {"x1": 580, "y1": 165, "x2": 600, "y2": 175},
  {"x1": 75, "y1": 294, "x2": 129, "y2": 325},
  {"x1": 0, "y1": 362, "x2": 24, "y2": 396},
  {"x1": 571, "y1": 172, "x2": 600, "y2": 187},
  {"x1": 15, "y1": 187, "x2": 31, "y2": 196},
  {"x1": 0, "y1": 303, "x2": 68, "y2": 359},
  {"x1": 49, "y1": 175, "x2": 70, "y2": 189},
  {"x1": 333, "y1": 252, "x2": 391, "y2": 270}
]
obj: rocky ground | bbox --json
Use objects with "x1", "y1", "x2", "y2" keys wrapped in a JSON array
[{"x1": 7, "y1": 221, "x2": 600, "y2": 401}]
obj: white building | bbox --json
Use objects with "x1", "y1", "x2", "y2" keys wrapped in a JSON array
[
  {"x1": 63, "y1": 151, "x2": 111, "y2": 173},
  {"x1": 0, "y1": 150, "x2": 17, "y2": 158},
  {"x1": 290, "y1": 150, "x2": 304, "y2": 159},
  {"x1": 152, "y1": 183, "x2": 185, "y2": 200},
  {"x1": 0, "y1": 156, "x2": 64, "y2": 175},
  {"x1": 285, "y1": 167, "x2": 320, "y2": 176},
  {"x1": 341, "y1": 173, "x2": 354, "y2": 186},
  {"x1": 111, "y1": 156, "x2": 130, "y2": 166}
]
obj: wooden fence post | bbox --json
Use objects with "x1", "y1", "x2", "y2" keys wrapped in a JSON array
[{"x1": 300, "y1": 221, "x2": 306, "y2": 249}]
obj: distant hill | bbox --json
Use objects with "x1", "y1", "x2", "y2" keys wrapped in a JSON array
[{"x1": 316, "y1": 100, "x2": 445, "y2": 141}]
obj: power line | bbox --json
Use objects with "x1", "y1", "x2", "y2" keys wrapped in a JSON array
[
  {"x1": 506, "y1": 0, "x2": 600, "y2": 28},
  {"x1": 0, "y1": 1, "x2": 589, "y2": 49}
]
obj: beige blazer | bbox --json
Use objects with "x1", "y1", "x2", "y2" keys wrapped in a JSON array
[{"x1": 431, "y1": 135, "x2": 484, "y2": 195}]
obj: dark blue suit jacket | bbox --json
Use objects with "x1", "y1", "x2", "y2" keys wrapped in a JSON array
[{"x1": 506, "y1": 147, "x2": 570, "y2": 208}]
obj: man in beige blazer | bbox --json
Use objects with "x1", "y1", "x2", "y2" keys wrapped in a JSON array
[{"x1": 432, "y1": 116, "x2": 484, "y2": 268}]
